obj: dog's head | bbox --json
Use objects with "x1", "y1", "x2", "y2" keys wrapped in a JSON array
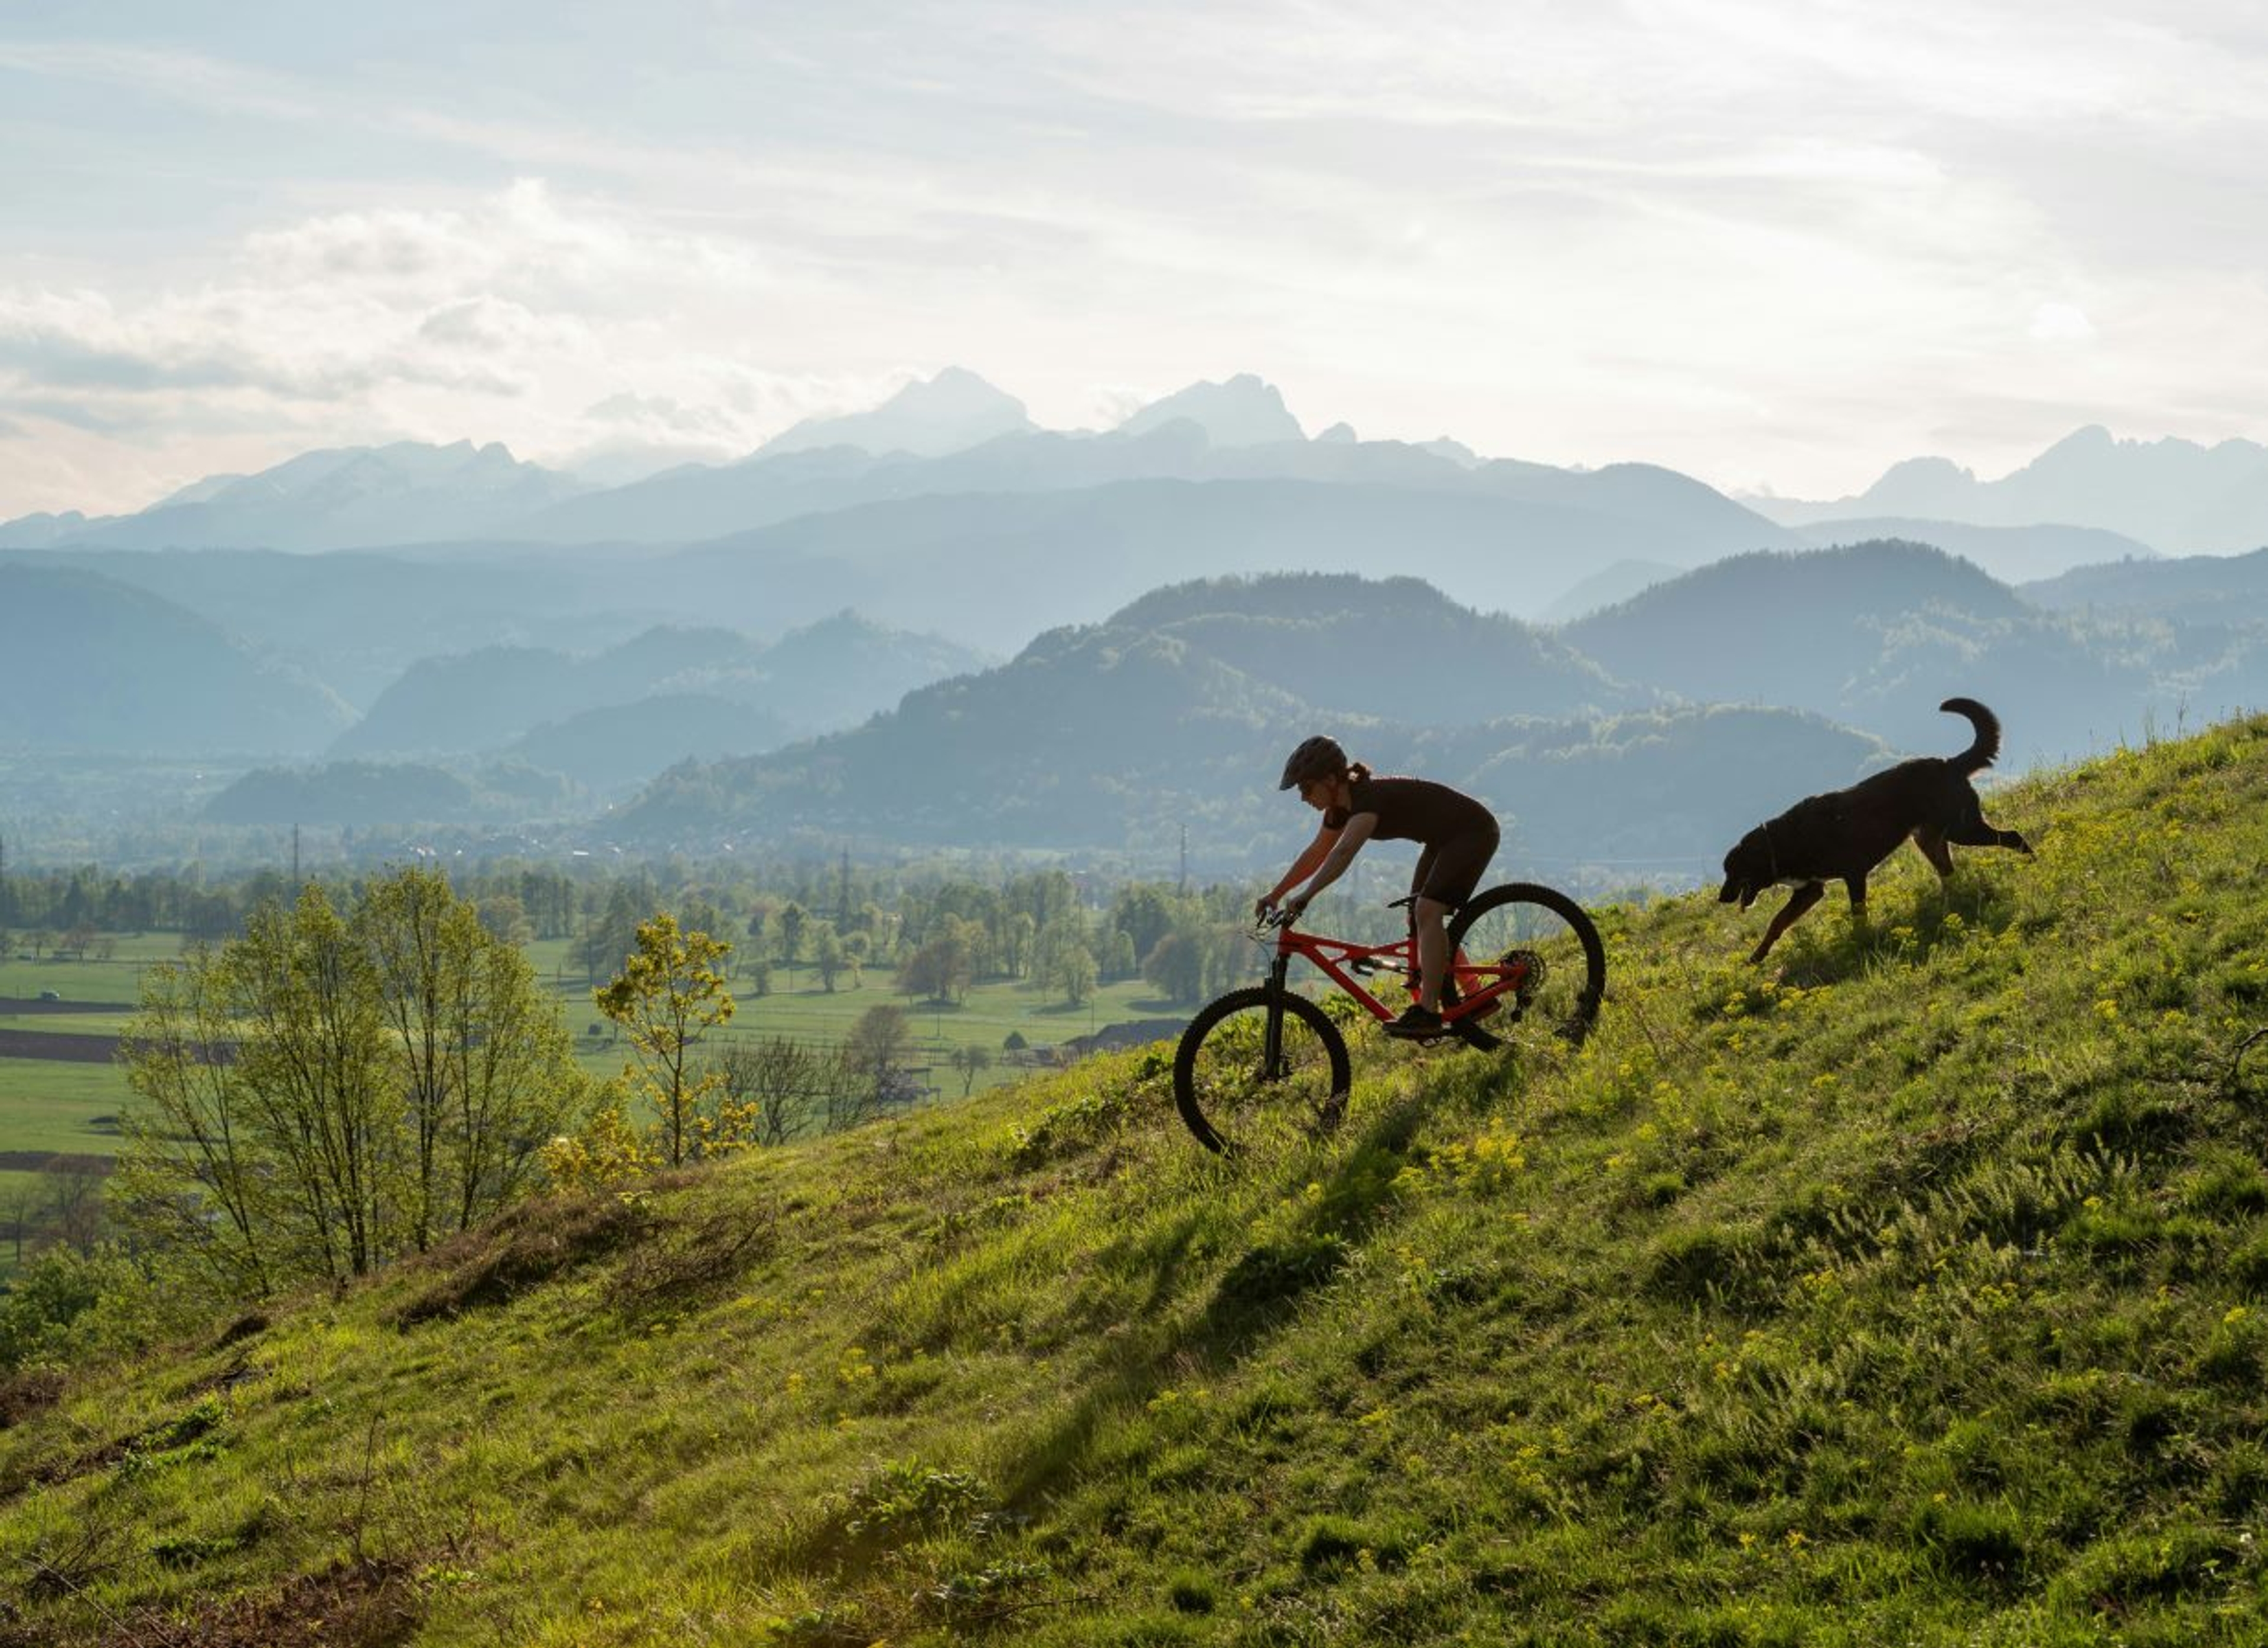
[{"x1": 1719, "y1": 828, "x2": 1772, "y2": 910}]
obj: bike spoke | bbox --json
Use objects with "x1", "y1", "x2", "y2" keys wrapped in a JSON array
[
  {"x1": 1446, "y1": 887, "x2": 1605, "y2": 1050},
  {"x1": 1175, "y1": 988, "x2": 1350, "y2": 1153}
]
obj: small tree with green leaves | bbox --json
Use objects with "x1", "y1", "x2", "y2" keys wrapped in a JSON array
[
  {"x1": 947, "y1": 1044, "x2": 993, "y2": 1096},
  {"x1": 593, "y1": 914, "x2": 739, "y2": 1168}
]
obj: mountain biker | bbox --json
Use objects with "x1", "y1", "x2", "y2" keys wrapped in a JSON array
[{"x1": 1256, "y1": 735, "x2": 1501, "y2": 1039}]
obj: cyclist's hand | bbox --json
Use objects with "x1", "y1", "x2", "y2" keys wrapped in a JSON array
[
  {"x1": 1279, "y1": 893, "x2": 1310, "y2": 926},
  {"x1": 1252, "y1": 896, "x2": 1276, "y2": 925}
]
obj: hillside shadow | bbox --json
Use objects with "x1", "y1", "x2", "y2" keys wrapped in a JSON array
[
  {"x1": 996, "y1": 1083, "x2": 1436, "y2": 1512},
  {"x1": 1764, "y1": 872, "x2": 2026, "y2": 990}
]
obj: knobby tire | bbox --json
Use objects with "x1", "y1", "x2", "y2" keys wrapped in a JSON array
[{"x1": 1172, "y1": 985, "x2": 1353, "y2": 1154}]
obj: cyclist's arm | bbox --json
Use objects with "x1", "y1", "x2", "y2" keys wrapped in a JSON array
[
  {"x1": 1266, "y1": 823, "x2": 1340, "y2": 907},
  {"x1": 1292, "y1": 812, "x2": 1377, "y2": 905}
]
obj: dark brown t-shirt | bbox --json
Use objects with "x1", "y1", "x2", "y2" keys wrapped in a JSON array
[{"x1": 1324, "y1": 775, "x2": 1495, "y2": 844}]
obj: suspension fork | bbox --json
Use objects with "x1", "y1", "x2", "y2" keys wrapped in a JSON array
[{"x1": 1263, "y1": 947, "x2": 1293, "y2": 1076}]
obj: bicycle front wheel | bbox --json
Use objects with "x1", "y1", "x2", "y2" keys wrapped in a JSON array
[
  {"x1": 1444, "y1": 883, "x2": 1606, "y2": 1052},
  {"x1": 1172, "y1": 986, "x2": 1353, "y2": 1154}
]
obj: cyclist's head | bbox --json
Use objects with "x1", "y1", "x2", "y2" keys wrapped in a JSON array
[{"x1": 1278, "y1": 735, "x2": 1348, "y2": 791}]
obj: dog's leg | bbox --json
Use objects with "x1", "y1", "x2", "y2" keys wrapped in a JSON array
[
  {"x1": 1950, "y1": 816, "x2": 2032, "y2": 856},
  {"x1": 1751, "y1": 881, "x2": 1825, "y2": 962},
  {"x1": 1844, "y1": 873, "x2": 1871, "y2": 932},
  {"x1": 1912, "y1": 830, "x2": 1956, "y2": 881},
  {"x1": 1951, "y1": 795, "x2": 2034, "y2": 856}
]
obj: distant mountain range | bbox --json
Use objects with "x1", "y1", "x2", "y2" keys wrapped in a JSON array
[
  {"x1": 1751, "y1": 427, "x2": 2268, "y2": 556},
  {"x1": 0, "y1": 556, "x2": 982, "y2": 799},
  {"x1": 0, "y1": 440, "x2": 588, "y2": 554},
  {"x1": 8, "y1": 377, "x2": 2265, "y2": 575},
  {"x1": 7, "y1": 366, "x2": 2268, "y2": 876},
  {"x1": 651, "y1": 472, "x2": 1795, "y2": 652},
  {"x1": 0, "y1": 373, "x2": 1793, "y2": 583},
  {"x1": 1563, "y1": 540, "x2": 2268, "y2": 762},
  {"x1": 604, "y1": 573, "x2": 1863, "y2": 874},
  {"x1": 334, "y1": 613, "x2": 986, "y2": 785},
  {"x1": 203, "y1": 759, "x2": 578, "y2": 827},
  {"x1": 2022, "y1": 547, "x2": 2268, "y2": 627},
  {"x1": 751, "y1": 367, "x2": 1038, "y2": 460},
  {"x1": 607, "y1": 551, "x2": 2268, "y2": 871},
  {"x1": 0, "y1": 566, "x2": 354, "y2": 755}
]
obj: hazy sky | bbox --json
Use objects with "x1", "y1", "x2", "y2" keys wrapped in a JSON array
[{"x1": 4, "y1": 1, "x2": 2264, "y2": 517}]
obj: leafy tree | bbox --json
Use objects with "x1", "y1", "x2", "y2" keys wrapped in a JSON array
[
  {"x1": 812, "y1": 925, "x2": 848, "y2": 993},
  {"x1": 1, "y1": 1173, "x2": 40, "y2": 1267},
  {"x1": 840, "y1": 1003, "x2": 918, "y2": 1128},
  {"x1": 898, "y1": 929, "x2": 973, "y2": 1003},
  {"x1": 537, "y1": 1092, "x2": 651, "y2": 1193},
  {"x1": 1000, "y1": 911, "x2": 1037, "y2": 979},
  {"x1": 712, "y1": 1037, "x2": 849, "y2": 1146},
  {"x1": 1052, "y1": 944, "x2": 1099, "y2": 1007},
  {"x1": 1143, "y1": 930, "x2": 1207, "y2": 1005},
  {"x1": 115, "y1": 872, "x2": 591, "y2": 1300},
  {"x1": 360, "y1": 866, "x2": 584, "y2": 1248},
  {"x1": 575, "y1": 883, "x2": 648, "y2": 984},
  {"x1": 476, "y1": 893, "x2": 535, "y2": 947},
  {"x1": 223, "y1": 887, "x2": 396, "y2": 1282},
  {"x1": 778, "y1": 902, "x2": 807, "y2": 965},
  {"x1": 41, "y1": 1157, "x2": 106, "y2": 1256},
  {"x1": 947, "y1": 1044, "x2": 993, "y2": 1096},
  {"x1": 1110, "y1": 884, "x2": 1179, "y2": 962},
  {"x1": 593, "y1": 914, "x2": 739, "y2": 1167}
]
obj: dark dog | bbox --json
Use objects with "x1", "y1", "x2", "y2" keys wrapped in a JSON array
[{"x1": 1720, "y1": 697, "x2": 2034, "y2": 962}]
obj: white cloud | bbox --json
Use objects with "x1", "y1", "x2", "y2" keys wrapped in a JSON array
[
  {"x1": 0, "y1": 182, "x2": 865, "y2": 510},
  {"x1": 2029, "y1": 303, "x2": 2097, "y2": 344},
  {"x1": 3, "y1": 4, "x2": 2266, "y2": 512}
]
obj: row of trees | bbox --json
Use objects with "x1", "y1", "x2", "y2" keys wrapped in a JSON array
[
  {"x1": 2, "y1": 851, "x2": 1288, "y2": 1017},
  {"x1": 0, "y1": 861, "x2": 589, "y2": 944}
]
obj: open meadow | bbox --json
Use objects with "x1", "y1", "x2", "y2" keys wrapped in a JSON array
[{"x1": 0, "y1": 926, "x2": 1196, "y2": 1275}]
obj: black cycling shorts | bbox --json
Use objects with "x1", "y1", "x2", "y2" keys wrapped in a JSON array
[{"x1": 1409, "y1": 821, "x2": 1499, "y2": 910}]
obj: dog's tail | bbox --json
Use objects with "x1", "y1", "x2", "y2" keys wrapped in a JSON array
[{"x1": 1941, "y1": 696, "x2": 2002, "y2": 773}]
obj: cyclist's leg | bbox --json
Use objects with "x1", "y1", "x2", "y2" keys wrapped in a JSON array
[
  {"x1": 1415, "y1": 824, "x2": 1500, "y2": 1011},
  {"x1": 1412, "y1": 895, "x2": 1452, "y2": 1011},
  {"x1": 1404, "y1": 847, "x2": 1438, "y2": 983}
]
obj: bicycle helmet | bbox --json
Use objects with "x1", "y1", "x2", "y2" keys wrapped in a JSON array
[{"x1": 1278, "y1": 734, "x2": 1348, "y2": 791}]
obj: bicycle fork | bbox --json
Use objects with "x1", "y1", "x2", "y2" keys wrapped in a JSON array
[{"x1": 1261, "y1": 949, "x2": 1293, "y2": 1079}]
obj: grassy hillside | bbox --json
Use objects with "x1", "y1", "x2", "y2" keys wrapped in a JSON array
[{"x1": 6, "y1": 719, "x2": 2268, "y2": 1644}]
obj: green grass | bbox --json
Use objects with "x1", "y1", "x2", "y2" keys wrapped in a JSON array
[
  {"x1": 0, "y1": 932, "x2": 180, "y2": 1008},
  {"x1": 0, "y1": 934, "x2": 173, "y2": 1205},
  {"x1": 7, "y1": 718, "x2": 2268, "y2": 1643},
  {"x1": 0, "y1": 1062, "x2": 128, "y2": 1157},
  {"x1": 0, "y1": 929, "x2": 1190, "y2": 1178},
  {"x1": 540, "y1": 941, "x2": 1185, "y2": 1097}
]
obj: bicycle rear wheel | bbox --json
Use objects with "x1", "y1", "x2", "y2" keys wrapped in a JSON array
[
  {"x1": 1444, "y1": 883, "x2": 1606, "y2": 1052},
  {"x1": 1172, "y1": 985, "x2": 1353, "y2": 1154}
]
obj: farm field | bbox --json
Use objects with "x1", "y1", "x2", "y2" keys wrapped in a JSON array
[
  {"x1": 526, "y1": 936, "x2": 1190, "y2": 1097},
  {"x1": 1, "y1": 928, "x2": 1198, "y2": 1178},
  {"x1": 0, "y1": 921, "x2": 1198, "y2": 1278},
  {"x1": 0, "y1": 938, "x2": 164, "y2": 1179}
]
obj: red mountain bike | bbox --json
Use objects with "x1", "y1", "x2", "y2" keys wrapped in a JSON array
[{"x1": 1172, "y1": 884, "x2": 1606, "y2": 1153}]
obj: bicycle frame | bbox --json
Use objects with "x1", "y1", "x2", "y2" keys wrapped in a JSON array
[{"x1": 1256, "y1": 919, "x2": 1528, "y2": 1028}]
